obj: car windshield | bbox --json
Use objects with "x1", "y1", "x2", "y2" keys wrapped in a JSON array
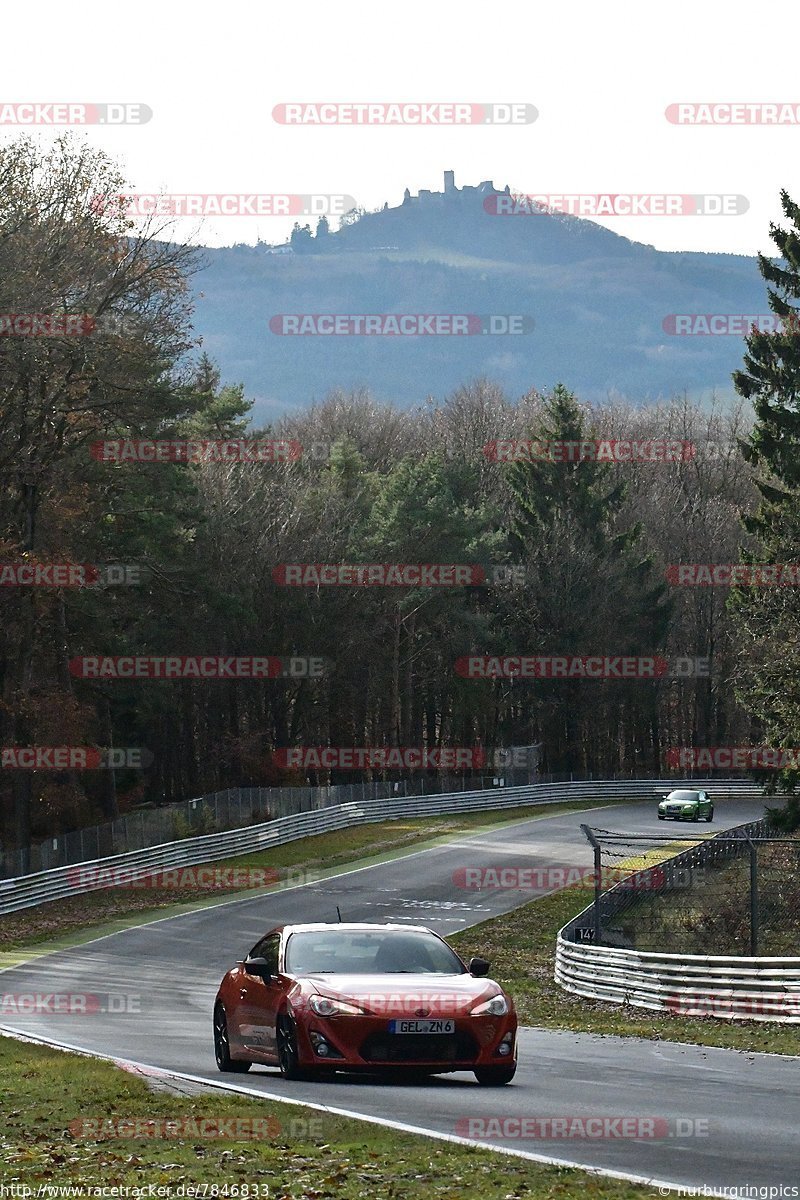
[
  {"x1": 284, "y1": 929, "x2": 467, "y2": 975},
  {"x1": 667, "y1": 791, "x2": 700, "y2": 801}
]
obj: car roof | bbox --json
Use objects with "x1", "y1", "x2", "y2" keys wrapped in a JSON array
[{"x1": 281, "y1": 922, "x2": 436, "y2": 936}]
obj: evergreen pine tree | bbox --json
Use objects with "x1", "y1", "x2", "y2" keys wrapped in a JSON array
[
  {"x1": 732, "y1": 189, "x2": 800, "y2": 827},
  {"x1": 502, "y1": 386, "x2": 671, "y2": 772}
]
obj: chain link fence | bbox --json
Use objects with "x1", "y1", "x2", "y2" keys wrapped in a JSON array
[
  {"x1": 0, "y1": 769, "x2": 541, "y2": 879},
  {"x1": 578, "y1": 818, "x2": 800, "y2": 956}
]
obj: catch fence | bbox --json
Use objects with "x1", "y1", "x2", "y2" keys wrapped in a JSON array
[{"x1": 574, "y1": 819, "x2": 800, "y2": 956}]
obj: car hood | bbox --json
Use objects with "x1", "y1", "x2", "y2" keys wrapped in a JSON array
[{"x1": 300, "y1": 973, "x2": 503, "y2": 1014}]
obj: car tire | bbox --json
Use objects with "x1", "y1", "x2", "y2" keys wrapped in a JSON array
[
  {"x1": 213, "y1": 1003, "x2": 251, "y2": 1073},
  {"x1": 692, "y1": 810, "x2": 700, "y2": 822},
  {"x1": 474, "y1": 1063, "x2": 517, "y2": 1086},
  {"x1": 277, "y1": 1012, "x2": 314, "y2": 1081},
  {"x1": 706, "y1": 807, "x2": 714, "y2": 822}
]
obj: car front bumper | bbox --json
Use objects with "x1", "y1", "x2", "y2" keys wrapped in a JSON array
[{"x1": 295, "y1": 1013, "x2": 517, "y2": 1071}]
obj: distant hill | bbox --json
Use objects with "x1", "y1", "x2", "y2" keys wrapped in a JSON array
[{"x1": 190, "y1": 172, "x2": 764, "y2": 423}]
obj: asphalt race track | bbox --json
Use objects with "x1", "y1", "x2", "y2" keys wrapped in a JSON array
[{"x1": 2, "y1": 795, "x2": 798, "y2": 1192}]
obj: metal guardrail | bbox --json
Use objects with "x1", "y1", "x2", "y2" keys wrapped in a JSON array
[
  {"x1": 1, "y1": 773, "x2": 538, "y2": 878},
  {"x1": 0, "y1": 777, "x2": 762, "y2": 917},
  {"x1": 555, "y1": 816, "x2": 800, "y2": 1023},
  {"x1": 555, "y1": 939, "x2": 800, "y2": 1022}
]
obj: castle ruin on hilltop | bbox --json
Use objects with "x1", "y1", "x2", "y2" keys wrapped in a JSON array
[{"x1": 400, "y1": 170, "x2": 511, "y2": 206}]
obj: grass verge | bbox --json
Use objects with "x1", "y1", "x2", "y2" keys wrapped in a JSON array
[
  {"x1": 0, "y1": 1035, "x2": 651, "y2": 1197},
  {"x1": 0, "y1": 798, "x2": 630, "y2": 959},
  {"x1": 450, "y1": 885, "x2": 800, "y2": 1056}
]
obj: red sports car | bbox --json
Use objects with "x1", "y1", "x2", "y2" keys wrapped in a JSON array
[{"x1": 213, "y1": 921, "x2": 517, "y2": 1085}]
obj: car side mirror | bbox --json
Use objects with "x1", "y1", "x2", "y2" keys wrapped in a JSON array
[
  {"x1": 469, "y1": 956, "x2": 491, "y2": 977},
  {"x1": 244, "y1": 956, "x2": 274, "y2": 979}
]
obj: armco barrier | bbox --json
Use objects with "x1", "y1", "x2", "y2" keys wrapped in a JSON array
[
  {"x1": 0, "y1": 778, "x2": 762, "y2": 917},
  {"x1": 555, "y1": 938, "x2": 800, "y2": 1023},
  {"x1": 2, "y1": 772, "x2": 540, "y2": 879},
  {"x1": 555, "y1": 817, "x2": 800, "y2": 1023}
]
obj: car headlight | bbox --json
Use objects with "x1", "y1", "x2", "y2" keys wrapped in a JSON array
[
  {"x1": 309, "y1": 995, "x2": 366, "y2": 1017},
  {"x1": 470, "y1": 994, "x2": 509, "y2": 1017}
]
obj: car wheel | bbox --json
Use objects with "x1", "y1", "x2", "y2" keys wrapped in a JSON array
[
  {"x1": 213, "y1": 1003, "x2": 251, "y2": 1073},
  {"x1": 658, "y1": 814, "x2": 665, "y2": 820},
  {"x1": 706, "y1": 807, "x2": 714, "y2": 822},
  {"x1": 474, "y1": 1063, "x2": 517, "y2": 1085},
  {"x1": 277, "y1": 1012, "x2": 313, "y2": 1081},
  {"x1": 692, "y1": 809, "x2": 700, "y2": 822}
]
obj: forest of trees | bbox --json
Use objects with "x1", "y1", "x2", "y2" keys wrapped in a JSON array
[{"x1": 2, "y1": 137, "x2": 800, "y2": 861}]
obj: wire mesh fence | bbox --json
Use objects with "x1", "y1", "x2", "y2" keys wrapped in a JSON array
[
  {"x1": 576, "y1": 818, "x2": 800, "y2": 956},
  {"x1": 0, "y1": 769, "x2": 538, "y2": 879}
]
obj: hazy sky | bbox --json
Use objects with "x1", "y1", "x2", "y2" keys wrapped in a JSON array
[{"x1": 3, "y1": 0, "x2": 799, "y2": 255}]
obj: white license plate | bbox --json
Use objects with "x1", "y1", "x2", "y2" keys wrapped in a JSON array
[{"x1": 388, "y1": 1019, "x2": 455, "y2": 1035}]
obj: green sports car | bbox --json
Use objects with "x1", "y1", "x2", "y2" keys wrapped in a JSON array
[{"x1": 657, "y1": 788, "x2": 714, "y2": 822}]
